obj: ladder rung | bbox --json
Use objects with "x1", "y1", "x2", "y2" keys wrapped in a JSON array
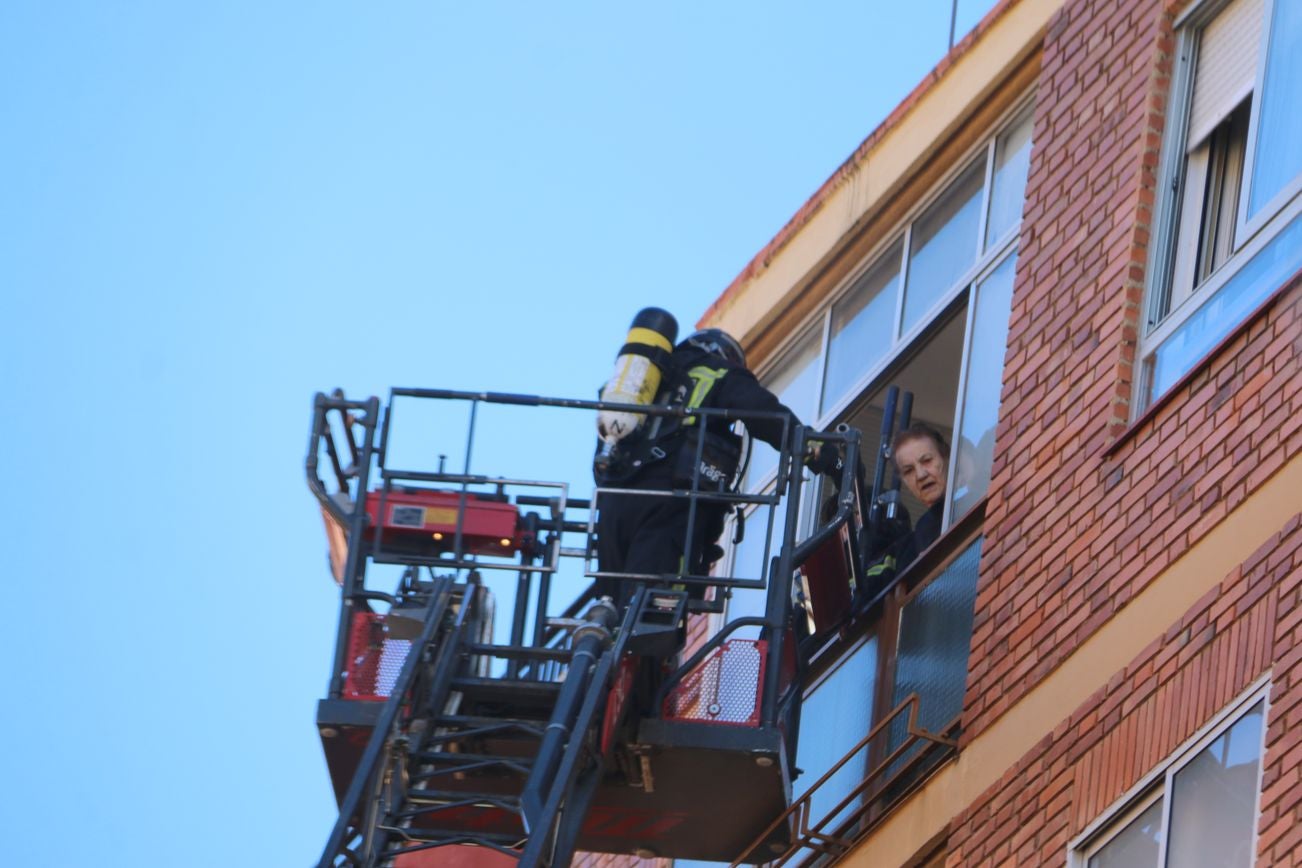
[
  {"x1": 464, "y1": 643, "x2": 572, "y2": 662},
  {"x1": 401, "y1": 789, "x2": 523, "y2": 809},
  {"x1": 411, "y1": 752, "x2": 533, "y2": 775},
  {"x1": 381, "y1": 829, "x2": 526, "y2": 853},
  {"x1": 432, "y1": 714, "x2": 548, "y2": 733},
  {"x1": 450, "y1": 676, "x2": 563, "y2": 703}
]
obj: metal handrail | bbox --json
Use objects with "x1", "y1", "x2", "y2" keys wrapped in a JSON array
[
  {"x1": 730, "y1": 693, "x2": 959, "y2": 867},
  {"x1": 306, "y1": 392, "x2": 380, "y2": 527}
]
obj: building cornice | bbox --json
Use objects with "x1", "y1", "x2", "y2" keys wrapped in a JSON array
[{"x1": 698, "y1": 0, "x2": 1064, "y2": 369}]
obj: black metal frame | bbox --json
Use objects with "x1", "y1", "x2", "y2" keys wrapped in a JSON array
[
  {"x1": 306, "y1": 387, "x2": 868, "y2": 867},
  {"x1": 318, "y1": 576, "x2": 465, "y2": 865}
]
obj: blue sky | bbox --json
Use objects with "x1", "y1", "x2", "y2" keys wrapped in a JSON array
[{"x1": 1, "y1": 2, "x2": 996, "y2": 864}]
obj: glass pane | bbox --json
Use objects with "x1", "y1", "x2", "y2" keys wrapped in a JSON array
[
  {"x1": 726, "y1": 496, "x2": 787, "y2": 640},
  {"x1": 1195, "y1": 104, "x2": 1250, "y2": 284},
  {"x1": 1248, "y1": 0, "x2": 1302, "y2": 219},
  {"x1": 1167, "y1": 701, "x2": 1264, "y2": 868},
  {"x1": 1148, "y1": 206, "x2": 1302, "y2": 401},
  {"x1": 902, "y1": 160, "x2": 985, "y2": 334},
  {"x1": 951, "y1": 253, "x2": 1017, "y2": 521},
  {"x1": 794, "y1": 638, "x2": 878, "y2": 834},
  {"x1": 1088, "y1": 800, "x2": 1163, "y2": 868},
  {"x1": 744, "y1": 329, "x2": 821, "y2": 489},
  {"x1": 887, "y1": 538, "x2": 981, "y2": 769},
  {"x1": 822, "y1": 243, "x2": 901, "y2": 414},
  {"x1": 985, "y1": 112, "x2": 1034, "y2": 249}
]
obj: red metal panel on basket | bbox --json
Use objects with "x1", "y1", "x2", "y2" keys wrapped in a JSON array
[
  {"x1": 363, "y1": 489, "x2": 525, "y2": 555},
  {"x1": 343, "y1": 613, "x2": 412, "y2": 701},
  {"x1": 393, "y1": 844, "x2": 519, "y2": 867},
  {"x1": 662, "y1": 640, "x2": 766, "y2": 727}
]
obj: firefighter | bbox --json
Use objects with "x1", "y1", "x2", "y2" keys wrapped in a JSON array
[
  {"x1": 593, "y1": 327, "x2": 836, "y2": 609},
  {"x1": 861, "y1": 422, "x2": 950, "y2": 594}
]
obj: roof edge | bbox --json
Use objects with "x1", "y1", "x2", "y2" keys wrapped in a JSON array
[{"x1": 697, "y1": 0, "x2": 1022, "y2": 331}]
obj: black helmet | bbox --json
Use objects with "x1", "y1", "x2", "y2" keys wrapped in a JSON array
[{"x1": 682, "y1": 328, "x2": 746, "y2": 366}]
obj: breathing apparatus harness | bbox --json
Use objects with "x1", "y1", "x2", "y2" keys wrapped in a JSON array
[{"x1": 593, "y1": 350, "x2": 748, "y2": 492}]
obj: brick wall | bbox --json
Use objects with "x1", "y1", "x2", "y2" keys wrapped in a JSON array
[
  {"x1": 944, "y1": 515, "x2": 1302, "y2": 866},
  {"x1": 967, "y1": 0, "x2": 1302, "y2": 743}
]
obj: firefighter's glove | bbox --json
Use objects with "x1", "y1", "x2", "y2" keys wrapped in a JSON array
[
  {"x1": 863, "y1": 512, "x2": 911, "y2": 560},
  {"x1": 803, "y1": 441, "x2": 842, "y2": 477}
]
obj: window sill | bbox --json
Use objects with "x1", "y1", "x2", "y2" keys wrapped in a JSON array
[{"x1": 1103, "y1": 264, "x2": 1302, "y2": 460}]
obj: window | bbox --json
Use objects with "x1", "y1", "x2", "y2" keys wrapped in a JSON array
[
  {"x1": 884, "y1": 536, "x2": 982, "y2": 772},
  {"x1": 712, "y1": 103, "x2": 1034, "y2": 831},
  {"x1": 1073, "y1": 687, "x2": 1267, "y2": 868},
  {"x1": 986, "y1": 114, "x2": 1034, "y2": 248},
  {"x1": 719, "y1": 100, "x2": 1032, "y2": 667},
  {"x1": 1245, "y1": 0, "x2": 1302, "y2": 221},
  {"x1": 793, "y1": 635, "x2": 878, "y2": 829},
  {"x1": 836, "y1": 304, "x2": 967, "y2": 532},
  {"x1": 743, "y1": 102, "x2": 1034, "y2": 537},
  {"x1": 951, "y1": 251, "x2": 1017, "y2": 520},
  {"x1": 823, "y1": 242, "x2": 900, "y2": 415},
  {"x1": 744, "y1": 326, "x2": 822, "y2": 491},
  {"x1": 724, "y1": 495, "x2": 788, "y2": 640},
  {"x1": 1140, "y1": 0, "x2": 1302, "y2": 407},
  {"x1": 903, "y1": 159, "x2": 985, "y2": 335}
]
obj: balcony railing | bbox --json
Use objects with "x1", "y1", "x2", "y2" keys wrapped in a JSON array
[{"x1": 739, "y1": 508, "x2": 986, "y2": 866}]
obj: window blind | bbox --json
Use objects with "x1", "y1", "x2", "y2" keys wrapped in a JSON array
[{"x1": 1188, "y1": 0, "x2": 1263, "y2": 147}]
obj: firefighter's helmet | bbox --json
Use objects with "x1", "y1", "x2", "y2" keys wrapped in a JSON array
[{"x1": 682, "y1": 329, "x2": 746, "y2": 367}]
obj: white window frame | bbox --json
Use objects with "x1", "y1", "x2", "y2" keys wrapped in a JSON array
[
  {"x1": 716, "y1": 486, "x2": 790, "y2": 635},
  {"x1": 1237, "y1": 0, "x2": 1302, "y2": 242},
  {"x1": 708, "y1": 89, "x2": 1038, "y2": 789},
  {"x1": 743, "y1": 94, "x2": 1035, "y2": 500},
  {"x1": 1138, "y1": 0, "x2": 1302, "y2": 412},
  {"x1": 792, "y1": 632, "x2": 878, "y2": 798},
  {"x1": 1068, "y1": 677, "x2": 1270, "y2": 868},
  {"x1": 716, "y1": 94, "x2": 1034, "y2": 637}
]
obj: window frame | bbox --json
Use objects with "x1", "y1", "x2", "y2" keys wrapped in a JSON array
[
  {"x1": 1237, "y1": 0, "x2": 1302, "y2": 241},
  {"x1": 1138, "y1": 0, "x2": 1302, "y2": 412},
  {"x1": 1167, "y1": 99, "x2": 1250, "y2": 313},
  {"x1": 793, "y1": 630, "x2": 879, "y2": 808},
  {"x1": 941, "y1": 244, "x2": 1020, "y2": 528},
  {"x1": 742, "y1": 94, "x2": 1035, "y2": 499},
  {"x1": 718, "y1": 92, "x2": 1033, "y2": 669},
  {"x1": 713, "y1": 97, "x2": 1035, "y2": 811},
  {"x1": 1068, "y1": 678, "x2": 1270, "y2": 868}
]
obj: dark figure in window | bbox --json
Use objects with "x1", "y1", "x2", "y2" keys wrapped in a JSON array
[{"x1": 863, "y1": 423, "x2": 950, "y2": 591}]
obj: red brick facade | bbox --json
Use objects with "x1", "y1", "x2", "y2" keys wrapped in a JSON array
[
  {"x1": 946, "y1": 515, "x2": 1301, "y2": 865},
  {"x1": 947, "y1": 0, "x2": 1302, "y2": 862},
  {"x1": 968, "y1": 0, "x2": 1178, "y2": 740}
]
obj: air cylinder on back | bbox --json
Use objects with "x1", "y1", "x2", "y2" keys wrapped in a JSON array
[{"x1": 597, "y1": 307, "x2": 679, "y2": 455}]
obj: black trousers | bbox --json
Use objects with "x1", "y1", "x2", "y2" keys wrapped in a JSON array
[{"x1": 595, "y1": 474, "x2": 725, "y2": 611}]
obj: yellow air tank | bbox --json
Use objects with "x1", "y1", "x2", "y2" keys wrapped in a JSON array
[{"x1": 596, "y1": 307, "x2": 679, "y2": 463}]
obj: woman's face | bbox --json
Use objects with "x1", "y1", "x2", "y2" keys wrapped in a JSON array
[{"x1": 894, "y1": 435, "x2": 947, "y2": 507}]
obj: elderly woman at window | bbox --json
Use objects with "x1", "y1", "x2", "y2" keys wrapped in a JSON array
[{"x1": 860, "y1": 423, "x2": 950, "y2": 598}]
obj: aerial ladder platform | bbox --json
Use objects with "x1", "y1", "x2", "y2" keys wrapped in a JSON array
[{"x1": 306, "y1": 387, "x2": 867, "y2": 867}]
